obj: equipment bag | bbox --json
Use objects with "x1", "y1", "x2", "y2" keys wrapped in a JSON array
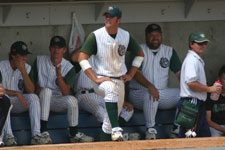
[{"x1": 175, "y1": 100, "x2": 199, "y2": 129}]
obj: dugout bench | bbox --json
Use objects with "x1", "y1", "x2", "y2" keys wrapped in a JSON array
[{"x1": 11, "y1": 108, "x2": 176, "y2": 145}]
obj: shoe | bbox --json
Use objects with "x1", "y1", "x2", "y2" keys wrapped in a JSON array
[
  {"x1": 145, "y1": 128, "x2": 157, "y2": 140},
  {"x1": 4, "y1": 134, "x2": 17, "y2": 146},
  {"x1": 0, "y1": 135, "x2": 4, "y2": 147},
  {"x1": 111, "y1": 127, "x2": 123, "y2": 141},
  {"x1": 70, "y1": 132, "x2": 94, "y2": 143},
  {"x1": 123, "y1": 132, "x2": 141, "y2": 141},
  {"x1": 170, "y1": 125, "x2": 180, "y2": 138},
  {"x1": 31, "y1": 132, "x2": 52, "y2": 145}
]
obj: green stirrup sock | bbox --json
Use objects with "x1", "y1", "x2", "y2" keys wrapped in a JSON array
[
  {"x1": 100, "y1": 130, "x2": 112, "y2": 141},
  {"x1": 118, "y1": 117, "x2": 126, "y2": 126},
  {"x1": 41, "y1": 120, "x2": 48, "y2": 133},
  {"x1": 105, "y1": 102, "x2": 119, "y2": 128}
]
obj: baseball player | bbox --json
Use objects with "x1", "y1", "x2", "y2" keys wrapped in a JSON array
[
  {"x1": 78, "y1": 6, "x2": 144, "y2": 141},
  {"x1": 71, "y1": 54, "x2": 140, "y2": 141},
  {"x1": 128, "y1": 24, "x2": 182, "y2": 139},
  {"x1": 179, "y1": 32, "x2": 221, "y2": 137},
  {"x1": 0, "y1": 41, "x2": 51, "y2": 146},
  {"x1": 30, "y1": 36, "x2": 93, "y2": 143},
  {"x1": 0, "y1": 84, "x2": 12, "y2": 147}
]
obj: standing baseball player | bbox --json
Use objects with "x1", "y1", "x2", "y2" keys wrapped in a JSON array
[
  {"x1": 0, "y1": 84, "x2": 12, "y2": 147},
  {"x1": 129, "y1": 24, "x2": 182, "y2": 139},
  {"x1": 0, "y1": 41, "x2": 51, "y2": 146},
  {"x1": 179, "y1": 32, "x2": 221, "y2": 137},
  {"x1": 78, "y1": 6, "x2": 144, "y2": 141},
  {"x1": 30, "y1": 36, "x2": 93, "y2": 143},
  {"x1": 71, "y1": 53, "x2": 140, "y2": 141}
]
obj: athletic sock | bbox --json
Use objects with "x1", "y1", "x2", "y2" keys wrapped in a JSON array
[
  {"x1": 69, "y1": 126, "x2": 78, "y2": 137},
  {"x1": 118, "y1": 116, "x2": 126, "y2": 126},
  {"x1": 40, "y1": 120, "x2": 48, "y2": 132},
  {"x1": 100, "y1": 130, "x2": 111, "y2": 141},
  {"x1": 105, "y1": 102, "x2": 119, "y2": 128}
]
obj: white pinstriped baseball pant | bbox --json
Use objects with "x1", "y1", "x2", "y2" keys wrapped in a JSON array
[
  {"x1": 4, "y1": 94, "x2": 41, "y2": 136},
  {"x1": 39, "y1": 88, "x2": 78, "y2": 127},
  {"x1": 93, "y1": 78, "x2": 125, "y2": 134},
  {"x1": 129, "y1": 88, "x2": 180, "y2": 128},
  {"x1": 76, "y1": 92, "x2": 134, "y2": 123}
]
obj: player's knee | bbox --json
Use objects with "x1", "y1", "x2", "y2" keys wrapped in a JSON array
[
  {"x1": 28, "y1": 94, "x2": 39, "y2": 102},
  {"x1": 40, "y1": 88, "x2": 52, "y2": 96},
  {"x1": 66, "y1": 96, "x2": 78, "y2": 109}
]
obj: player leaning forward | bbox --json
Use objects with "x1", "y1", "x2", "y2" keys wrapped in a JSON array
[
  {"x1": 78, "y1": 6, "x2": 144, "y2": 141},
  {"x1": 0, "y1": 41, "x2": 51, "y2": 146},
  {"x1": 30, "y1": 36, "x2": 93, "y2": 143}
]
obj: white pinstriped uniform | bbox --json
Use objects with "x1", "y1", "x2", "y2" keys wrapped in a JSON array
[
  {"x1": 74, "y1": 57, "x2": 134, "y2": 125},
  {"x1": 37, "y1": 56, "x2": 78, "y2": 127},
  {"x1": 87, "y1": 27, "x2": 129, "y2": 134},
  {"x1": 0, "y1": 60, "x2": 41, "y2": 136},
  {"x1": 129, "y1": 44, "x2": 180, "y2": 128}
]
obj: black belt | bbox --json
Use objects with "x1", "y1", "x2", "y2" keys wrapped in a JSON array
[
  {"x1": 181, "y1": 97, "x2": 204, "y2": 106},
  {"x1": 97, "y1": 74, "x2": 121, "y2": 80},
  {"x1": 80, "y1": 89, "x2": 95, "y2": 94}
]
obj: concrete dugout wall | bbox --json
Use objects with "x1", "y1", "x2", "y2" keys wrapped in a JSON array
[{"x1": 0, "y1": 20, "x2": 224, "y2": 86}]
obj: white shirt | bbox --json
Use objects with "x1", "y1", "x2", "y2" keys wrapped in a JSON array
[{"x1": 180, "y1": 50, "x2": 207, "y2": 101}]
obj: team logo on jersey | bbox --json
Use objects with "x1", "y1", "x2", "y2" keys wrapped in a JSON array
[
  {"x1": 18, "y1": 79, "x2": 24, "y2": 91},
  {"x1": 160, "y1": 57, "x2": 169, "y2": 68},
  {"x1": 118, "y1": 45, "x2": 126, "y2": 56}
]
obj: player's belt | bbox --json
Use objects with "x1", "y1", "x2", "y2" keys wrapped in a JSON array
[
  {"x1": 80, "y1": 89, "x2": 95, "y2": 94},
  {"x1": 97, "y1": 74, "x2": 121, "y2": 80}
]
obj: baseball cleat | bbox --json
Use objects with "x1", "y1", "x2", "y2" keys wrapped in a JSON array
[
  {"x1": 4, "y1": 134, "x2": 17, "y2": 146},
  {"x1": 31, "y1": 132, "x2": 52, "y2": 145},
  {"x1": 145, "y1": 128, "x2": 157, "y2": 140},
  {"x1": 111, "y1": 127, "x2": 123, "y2": 141},
  {"x1": 70, "y1": 132, "x2": 94, "y2": 143}
]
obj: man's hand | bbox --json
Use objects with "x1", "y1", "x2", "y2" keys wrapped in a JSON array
[
  {"x1": 147, "y1": 85, "x2": 159, "y2": 101},
  {"x1": 17, "y1": 92, "x2": 28, "y2": 108},
  {"x1": 123, "y1": 101, "x2": 133, "y2": 111},
  {"x1": 121, "y1": 74, "x2": 133, "y2": 83},
  {"x1": 15, "y1": 58, "x2": 26, "y2": 72},
  {"x1": 55, "y1": 64, "x2": 62, "y2": 77},
  {"x1": 94, "y1": 77, "x2": 112, "y2": 84},
  {"x1": 0, "y1": 84, "x2": 5, "y2": 99}
]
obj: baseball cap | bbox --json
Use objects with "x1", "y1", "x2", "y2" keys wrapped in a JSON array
[
  {"x1": 189, "y1": 32, "x2": 209, "y2": 43},
  {"x1": 49, "y1": 36, "x2": 66, "y2": 48},
  {"x1": 103, "y1": 6, "x2": 122, "y2": 18},
  {"x1": 145, "y1": 24, "x2": 162, "y2": 34},
  {"x1": 10, "y1": 41, "x2": 31, "y2": 55}
]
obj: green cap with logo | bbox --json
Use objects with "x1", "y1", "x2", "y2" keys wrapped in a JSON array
[
  {"x1": 188, "y1": 32, "x2": 209, "y2": 43},
  {"x1": 103, "y1": 6, "x2": 122, "y2": 18}
]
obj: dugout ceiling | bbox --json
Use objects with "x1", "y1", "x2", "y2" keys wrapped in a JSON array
[{"x1": 0, "y1": 0, "x2": 224, "y2": 26}]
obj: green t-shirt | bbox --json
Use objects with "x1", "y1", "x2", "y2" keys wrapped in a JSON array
[
  {"x1": 169, "y1": 49, "x2": 182, "y2": 73},
  {"x1": 30, "y1": 59, "x2": 76, "y2": 88},
  {"x1": 80, "y1": 32, "x2": 142, "y2": 57}
]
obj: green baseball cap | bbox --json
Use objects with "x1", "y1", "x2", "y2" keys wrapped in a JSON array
[
  {"x1": 188, "y1": 32, "x2": 209, "y2": 43},
  {"x1": 103, "y1": 6, "x2": 122, "y2": 18}
]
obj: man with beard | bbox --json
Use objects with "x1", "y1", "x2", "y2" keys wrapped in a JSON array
[{"x1": 128, "y1": 24, "x2": 182, "y2": 139}]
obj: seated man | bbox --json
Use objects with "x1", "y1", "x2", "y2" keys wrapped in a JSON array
[
  {"x1": 0, "y1": 84, "x2": 12, "y2": 146},
  {"x1": 206, "y1": 65, "x2": 225, "y2": 137},
  {"x1": 30, "y1": 36, "x2": 93, "y2": 143},
  {"x1": 128, "y1": 24, "x2": 181, "y2": 139},
  {"x1": 0, "y1": 41, "x2": 51, "y2": 146}
]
